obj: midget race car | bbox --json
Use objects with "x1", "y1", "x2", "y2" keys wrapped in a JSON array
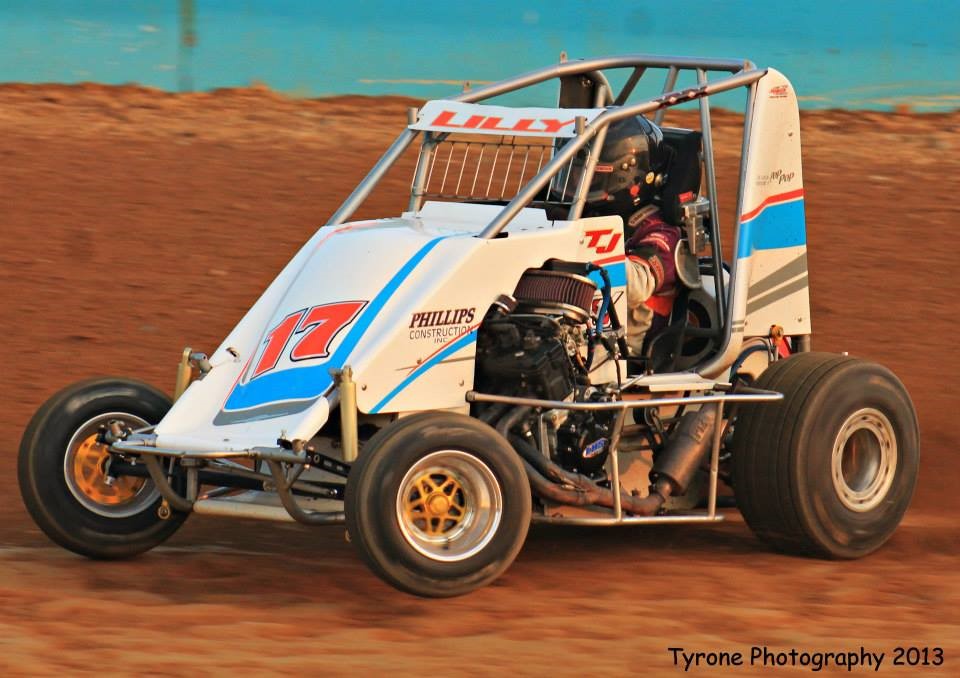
[{"x1": 19, "y1": 54, "x2": 919, "y2": 597}]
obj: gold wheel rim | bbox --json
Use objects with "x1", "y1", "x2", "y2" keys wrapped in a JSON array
[
  {"x1": 402, "y1": 470, "x2": 468, "y2": 537},
  {"x1": 71, "y1": 432, "x2": 146, "y2": 505},
  {"x1": 395, "y1": 450, "x2": 503, "y2": 563},
  {"x1": 63, "y1": 412, "x2": 160, "y2": 518}
]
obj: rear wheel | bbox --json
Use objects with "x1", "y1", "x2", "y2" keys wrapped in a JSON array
[
  {"x1": 345, "y1": 412, "x2": 531, "y2": 597},
  {"x1": 732, "y1": 352, "x2": 919, "y2": 558},
  {"x1": 18, "y1": 378, "x2": 188, "y2": 558}
]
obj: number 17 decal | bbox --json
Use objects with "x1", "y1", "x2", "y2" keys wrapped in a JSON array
[{"x1": 251, "y1": 300, "x2": 367, "y2": 380}]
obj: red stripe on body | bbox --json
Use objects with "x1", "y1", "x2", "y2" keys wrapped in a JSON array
[
  {"x1": 592, "y1": 254, "x2": 626, "y2": 266},
  {"x1": 739, "y1": 188, "x2": 805, "y2": 223}
]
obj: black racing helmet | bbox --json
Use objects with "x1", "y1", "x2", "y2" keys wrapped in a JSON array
[{"x1": 553, "y1": 114, "x2": 669, "y2": 211}]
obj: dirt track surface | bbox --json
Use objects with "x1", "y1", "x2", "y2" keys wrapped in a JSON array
[{"x1": 1, "y1": 85, "x2": 958, "y2": 674}]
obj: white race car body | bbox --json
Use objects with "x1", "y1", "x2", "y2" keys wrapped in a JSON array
[
  {"x1": 156, "y1": 204, "x2": 626, "y2": 452},
  {"x1": 156, "y1": 67, "x2": 810, "y2": 455}
]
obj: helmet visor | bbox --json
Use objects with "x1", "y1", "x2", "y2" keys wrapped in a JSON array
[{"x1": 550, "y1": 148, "x2": 612, "y2": 202}]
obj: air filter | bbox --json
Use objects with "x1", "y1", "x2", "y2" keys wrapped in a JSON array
[{"x1": 513, "y1": 269, "x2": 597, "y2": 324}]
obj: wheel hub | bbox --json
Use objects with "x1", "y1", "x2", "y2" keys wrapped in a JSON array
[
  {"x1": 831, "y1": 408, "x2": 897, "y2": 512},
  {"x1": 71, "y1": 433, "x2": 145, "y2": 505},
  {"x1": 403, "y1": 470, "x2": 466, "y2": 536},
  {"x1": 63, "y1": 412, "x2": 160, "y2": 518},
  {"x1": 396, "y1": 450, "x2": 503, "y2": 562}
]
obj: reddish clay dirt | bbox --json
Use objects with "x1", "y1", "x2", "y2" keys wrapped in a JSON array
[{"x1": 0, "y1": 85, "x2": 958, "y2": 675}]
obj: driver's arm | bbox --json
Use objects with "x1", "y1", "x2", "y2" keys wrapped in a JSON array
[{"x1": 625, "y1": 216, "x2": 680, "y2": 300}]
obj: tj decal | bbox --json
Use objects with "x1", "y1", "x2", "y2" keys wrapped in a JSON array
[{"x1": 584, "y1": 228, "x2": 623, "y2": 255}]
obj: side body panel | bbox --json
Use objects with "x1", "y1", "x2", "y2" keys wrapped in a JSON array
[
  {"x1": 154, "y1": 202, "x2": 626, "y2": 451},
  {"x1": 734, "y1": 68, "x2": 812, "y2": 339}
]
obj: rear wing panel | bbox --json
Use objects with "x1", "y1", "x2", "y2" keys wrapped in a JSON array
[{"x1": 735, "y1": 68, "x2": 812, "y2": 338}]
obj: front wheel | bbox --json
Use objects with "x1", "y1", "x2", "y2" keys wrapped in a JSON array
[
  {"x1": 18, "y1": 378, "x2": 188, "y2": 559},
  {"x1": 732, "y1": 352, "x2": 919, "y2": 559},
  {"x1": 345, "y1": 412, "x2": 531, "y2": 597}
]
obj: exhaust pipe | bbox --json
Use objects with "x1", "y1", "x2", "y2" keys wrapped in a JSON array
[
  {"x1": 651, "y1": 403, "x2": 719, "y2": 495},
  {"x1": 502, "y1": 404, "x2": 719, "y2": 516}
]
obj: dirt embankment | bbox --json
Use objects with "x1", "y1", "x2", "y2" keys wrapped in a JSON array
[{"x1": 0, "y1": 84, "x2": 957, "y2": 675}]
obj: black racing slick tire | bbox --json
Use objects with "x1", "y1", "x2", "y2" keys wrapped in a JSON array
[
  {"x1": 345, "y1": 412, "x2": 531, "y2": 597},
  {"x1": 18, "y1": 378, "x2": 188, "y2": 559},
  {"x1": 732, "y1": 352, "x2": 919, "y2": 559}
]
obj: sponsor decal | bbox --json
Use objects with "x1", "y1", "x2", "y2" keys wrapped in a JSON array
[
  {"x1": 754, "y1": 168, "x2": 796, "y2": 187},
  {"x1": 769, "y1": 84, "x2": 790, "y2": 99},
  {"x1": 584, "y1": 227, "x2": 622, "y2": 255},
  {"x1": 430, "y1": 110, "x2": 575, "y2": 135},
  {"x1": 409, "y1": 307, "x2": 477, "y2": 344},
  {"x1": 583, "y1": 437, "x2": 608, "y2": 459}
]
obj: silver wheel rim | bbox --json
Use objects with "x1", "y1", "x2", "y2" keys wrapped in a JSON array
[
  {"x1": 395, "y1": 450, "x2": 503, "y2": 563},
  {"x1": 831, "y1": 408, "x2": 897, "y2": 512},
  {"x1": 63, "y1": 412, "x2": 161, "y2": 518}
]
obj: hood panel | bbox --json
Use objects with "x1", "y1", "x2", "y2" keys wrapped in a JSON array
[{"x1": 155, "y1": 204, "x2": 622, "y2": 451}]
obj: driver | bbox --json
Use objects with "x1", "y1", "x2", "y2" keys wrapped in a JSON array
[{"x1": 566, "y1": 115, "x2": 682, "y2": 357}]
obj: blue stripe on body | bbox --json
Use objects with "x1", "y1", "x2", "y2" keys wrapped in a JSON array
[
  {"x1": 369, "y1": 330, "x2": 479, "y2": 414},
  {"x1": 736, "y1": 199, "x2": 807, "y2": 259},
  {"x1": 224, "y1": 236, "x2": 448, "y2": 412},
  {"x1": 589, "y1": 261, "x2": 627, "y2": 288}
]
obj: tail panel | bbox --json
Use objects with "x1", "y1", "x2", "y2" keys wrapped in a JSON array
[{"x1": 735, "y1": 68, "x2": 812, "y2": 337}]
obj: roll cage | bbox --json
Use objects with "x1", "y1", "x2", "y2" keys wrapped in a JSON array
[{"x1": 324, "y1": 54, "x2": 769, "y2": 380}]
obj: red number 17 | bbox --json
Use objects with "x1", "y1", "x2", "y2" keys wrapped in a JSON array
[{"x1": 251, "y1": 301, "x2": 366, "y2": 379}]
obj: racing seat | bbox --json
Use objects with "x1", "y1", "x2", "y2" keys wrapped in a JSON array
[
  {"x1": 640, "y1": 127, "x2": 706, "y2": 373},
  {"x1": 656, "y1": 127, "x2": 704, "y2": 227}
]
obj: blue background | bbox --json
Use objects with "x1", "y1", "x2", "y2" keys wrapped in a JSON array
[{"x1": 1, "y1": 1, "x2": 956, "y2": 109}]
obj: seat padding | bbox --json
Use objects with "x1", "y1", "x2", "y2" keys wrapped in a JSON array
[{"x1": 657, "y1": 128, "x2": 703, "y2": 225}]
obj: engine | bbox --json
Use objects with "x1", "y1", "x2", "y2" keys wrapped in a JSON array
[
  {"x1": 474, "y1": 265, "x2": 617, "y2": 477},
  {"x1": 474, "y1": 263, "x2": 720, "y2": 517}
]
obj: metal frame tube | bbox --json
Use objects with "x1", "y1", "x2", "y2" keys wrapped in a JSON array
[
  {"x1": 327, "y1": 53, "x2": 759, "y2": 230},
  {"x1": 327, "y1": 128, "x2": 418, "y2": 225},
  {"x1": 267, "y1": 460, "x2": 346, "y2": 525},
  {"x1": 707, "y1": 407, "x2": 725, "y2": 519},
  {"x1": 697, "y1": 68, "x2": 726, "y2": 330},
  {"x1": 112, "y1": 439, "x2": 307, "y2": 464},
  {"x1": 335, "y1": 366, "x2": 359, "y2": 462},
  {"x1": 113, "y1": 460, "x2": 343, "y2": 499},
  {"x1": 592, "y1": 73, "x2": 612, "y2": 108},
  {"x1": 613, "y1": 66, "x2": 646, "y2": 106},
  {"x1": 327, "y1": 55, "x2": 762, "y2": 246},
  {"x1": 566, "y1": 123, "x2": 609, "y2": 220},
  {"x1": 453, "y1": 55, "x2": 751, "y2": 105},
  {"x1": 607, "y1": 408, "x2": 628, "y2": 519},
  {"x1": 173, "y1": 346, "x2": 192, "y2": 401},
  {"x1": 653, "y1": 66, "x2": 679, "y2": 126},
  {"x1": 697, "y1": 79, "x2": 760, "y2": 379},
  {"x1": 143, "y1": 455, "x2": 193, "y2": 512},
  {"x1": 532, "y1": 513, "x2": 724, "y2": 526},
  {"x1": 408, "y1": 132, "x2": 437, "y2": 212},
  {"x1": 467, "y1": 389, "x2": 781, "y2": 411},
  {"x1": 193, "y1": 499, "x2": 299, "y2": 522},
  {"x1": 478, "y1": 68, "x2": 766, "y2": 239}
]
